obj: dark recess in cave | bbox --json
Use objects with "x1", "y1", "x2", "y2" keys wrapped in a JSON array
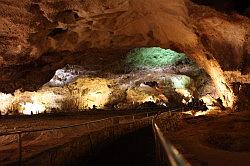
[
  {"x1": 192, "y1": 0, "x2": 250, "y2": 17},
  {"x1": 48, "y1": 28, "x2": 67, "y2": 37},
  {"x1": 85, "y1": 126, "x2": 155, "y2": 166}
]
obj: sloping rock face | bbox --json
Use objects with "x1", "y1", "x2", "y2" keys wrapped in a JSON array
[
  {"x1": 0, "y1": 0, "x2": 249, "y2": 108},
  {"x1": 188, "y1": 3, "x2": 250, "y2": 72}
]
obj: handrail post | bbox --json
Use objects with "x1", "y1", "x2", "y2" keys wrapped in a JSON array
[{"x1": 17, "y1": 132, "x2": 22, "y2": 166}]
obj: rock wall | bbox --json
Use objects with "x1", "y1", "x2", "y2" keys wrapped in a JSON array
[{"x1": 0, "y1": 0, "x2": 249, "y2": 108}]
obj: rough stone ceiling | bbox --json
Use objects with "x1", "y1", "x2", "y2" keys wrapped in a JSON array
[{"x1": 0, "y1": 0, "x2": 249, "y2": 107}]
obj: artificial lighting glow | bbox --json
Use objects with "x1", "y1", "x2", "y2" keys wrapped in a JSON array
[
  {"x1": 193, "y1": 111, "x2": 208, "y2": 116},
  {"x1": 126, "y1": 47, "x2": 187, "y2": 69},
  {"x1": 85, "y1": 91, "x2": 110, "y2": 109},
  {"x1": 183, "y1": 109, "x2": 222, "y2": 117},
  {"x1": 206, "y1": 63, "x2": 236, "y2": 108},
  {"x1": 30, "y1": 91, "x2": 64, "y2": 109},
  {"x1": 0, "y1": 53, "x2": 219, "y2": 113},
  {"x1": 126, "y1": 87, "x2": 167, "y2": 105},
  {"x1": 182, "y1": 99, "x2": 187, "y2": 104},
  {"x1": 200, "y1": 95, "x2": 228, "y2": 110},
  {"x1": 171, "y1": 75, "x2": 192, "y2": 89},
  {"x1": 68, "y1": 77, "x2": 112, "y2": 109},
  {"x1": 0, "y1": 90, "x2": 64, "y2": 115},
  {"x1": 19, "y1": 102, "x2": 46, "y2": 115},
  {"x1": 142, "y1": 96, "x2": 156, "y2": 103},
  {"x1": 183, "y1": 110, "x2": 207, "y2": 117},
  {"x1": 200, "y1": 95, "x2": 216, "y2": 109},
  {"x1": 175, "y1": 88, "x2": 192, "y2": 98},
  {"x1": 0, "y1": 93, "x2": 14, "y2": 114}
]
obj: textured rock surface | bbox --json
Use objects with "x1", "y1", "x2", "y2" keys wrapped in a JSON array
[{"x1": 0, "y1": 0, "x2": 249, "y2": 107}]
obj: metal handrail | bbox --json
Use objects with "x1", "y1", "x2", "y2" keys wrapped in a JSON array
[
  {"x1": 1, "y1": 108, "x2": 190, "y2": 166},
  {"x1": 152, "y1": 109, "x2": 191, "y2": 166},
  {"x1": 0, "y1": 111, "x2": 155, "y2": 136},
  {"x1": 0, "y1": 110, "x2": 155, "y2": 165}
]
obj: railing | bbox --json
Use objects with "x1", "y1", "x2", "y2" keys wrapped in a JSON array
[
  {"x1": 1, "y1": 108, "x2": 191, "y2": 166},
  {"x1": 0, "y1": 111, "x2": 155, "y2": 165},
  {"x1": 152, "y1": 110, "x2": 191, "y2": 166}
]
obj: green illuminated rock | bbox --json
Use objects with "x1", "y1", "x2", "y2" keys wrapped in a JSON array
[{"x1": 126, "y1": 47, "x2": 187, "y2": 69}]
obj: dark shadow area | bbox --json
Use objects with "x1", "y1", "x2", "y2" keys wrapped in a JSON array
[
  {"x1": 192, "y1": 0, "x2": 250, "y2": 17},
  {"x1": 83, "y1": 126, "x2": 155, "y2": 166}
]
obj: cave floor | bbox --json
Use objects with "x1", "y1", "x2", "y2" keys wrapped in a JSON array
[{"x1": 160, "y1": 111, "x2": 250, "y2": 166}]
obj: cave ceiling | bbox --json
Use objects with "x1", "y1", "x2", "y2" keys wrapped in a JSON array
[{"x1": 0, "y1": 0, "x2": 249, "y2": 97}]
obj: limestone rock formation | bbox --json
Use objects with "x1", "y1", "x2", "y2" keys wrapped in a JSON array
[{"x1": 0, "y1": 0, "x2": 249, "y2": 108}]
